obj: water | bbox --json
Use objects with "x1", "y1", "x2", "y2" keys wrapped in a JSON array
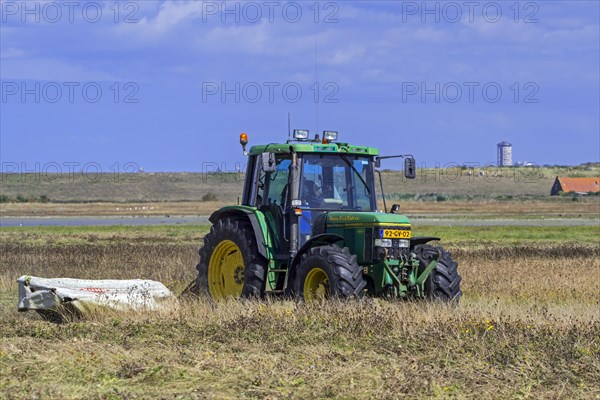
[
  {"x1": 1, "y1": 216, "x2": 597, "y2": 227},
  {"x1": 1, "y1": 216, "x2": 211, "y2": 227}
]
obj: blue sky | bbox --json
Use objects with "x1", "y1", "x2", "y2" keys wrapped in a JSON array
[{"x1": 1, "y1": 0, "x2": 599, "y2": 172}]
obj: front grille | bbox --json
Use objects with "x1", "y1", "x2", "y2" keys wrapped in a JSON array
[
  {"x1": 386, "y1": 246, "x2": 410, "y2": 259},
  {"x1": 374, "y1": 236, "x2": 411, "y2": 260},
  {"x1": 374, "y1": 246, "x2": 410, "y2": 260},
  {"x1": 364, "y1": 228, "x2": 373, "y2": 261}
]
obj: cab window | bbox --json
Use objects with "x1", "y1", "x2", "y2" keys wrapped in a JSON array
[
  {"x1": 299, "y1": 154, "x2": 375, "y2": 211},
  {"x1": 256, "y1": 156, "x2": 291, "y2": 207}
]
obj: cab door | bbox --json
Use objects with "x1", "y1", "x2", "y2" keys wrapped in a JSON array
[{"x1": 253, "y1": 155, "x2": 291, "y2": 254}]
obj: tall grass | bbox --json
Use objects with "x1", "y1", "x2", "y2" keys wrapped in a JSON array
[{"x1": 1, "y1": 228, "x2": 599, "y2": 399}]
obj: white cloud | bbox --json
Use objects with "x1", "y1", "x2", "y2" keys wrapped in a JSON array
[
  {"x1": 0, "y1": 58, "x2": 122, "y2": 81},
  {"x1": 196, "y1": 22, "x2": 271, "y2": 54},
  {"x1": 138, "y1": 1, "x2": 204, "y2": 34},
  {"x1": 328, "y1": 44, "x2": 367, "y2": 66},
  {"x1": 112, "y1": 0, "x2": 204, "y2": 39},
  {"x1": 2, "y1": 1, "x2": 597, "y2": 92},
  {"x1": 0, "y1": 47, "x2": 28, "y2": 59}
]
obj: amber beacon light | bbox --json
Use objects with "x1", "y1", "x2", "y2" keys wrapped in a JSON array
[{"x1": 240, "y1": 132, "x2": 249, "y2": 155}]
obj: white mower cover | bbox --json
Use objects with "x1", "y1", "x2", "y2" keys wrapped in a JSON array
[{"x1": 17, "y1": 275, "x2": 176, "y2": 313}]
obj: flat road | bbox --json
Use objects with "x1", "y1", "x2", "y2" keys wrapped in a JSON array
[{"x1": 1, "y1": 216, "x2": 598, "y2": 227}]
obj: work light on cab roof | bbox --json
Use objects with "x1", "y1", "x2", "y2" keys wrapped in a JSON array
[
  {"x1": 293, "y1": 129, "x2": 309, "y2": 140},
  {"x1": 291, "y1": 129, "x2": 338, "y2": 143},
  {"x1": 240, "y1": 129, "x2": 339, "y2": 154},
  {"x1": 322, "y1": 131, "x2": 338, "y2": 143}
]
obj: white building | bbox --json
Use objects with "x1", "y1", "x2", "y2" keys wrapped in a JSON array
[{"x1": 497, "y1": 141, "x2": 512, "y2": 167}]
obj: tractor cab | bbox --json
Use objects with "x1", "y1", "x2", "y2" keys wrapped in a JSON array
[{"x1": 242, "y1": 135, "x2": 379, "y2": 251}]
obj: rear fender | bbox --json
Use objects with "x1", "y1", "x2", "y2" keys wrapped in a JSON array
[{"x1": 209, "y1": 206, "x2": 273, "y2": 259}]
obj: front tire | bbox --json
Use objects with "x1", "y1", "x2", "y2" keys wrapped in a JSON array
[
  {"x1": 414, "y1": 244, "x2": 462, "y2": 302},
  {"x1": 196, "y1": 218, "x2": 267, "y2": 300},
  {"x1": 295, "y1": 245, "x2": 366, "y2": 301}
]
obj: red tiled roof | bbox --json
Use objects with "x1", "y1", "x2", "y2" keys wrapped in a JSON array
[{"x1": 557, "y1": 177, "x2": 600, "y2": 193}]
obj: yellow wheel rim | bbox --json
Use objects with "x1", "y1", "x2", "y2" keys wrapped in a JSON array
[
  {"x1": 208, "y1": 240, "x2": 245, "y2": 300},
  {"x1": 303, "y1": 268, "x2": 330, "y2": 301}
]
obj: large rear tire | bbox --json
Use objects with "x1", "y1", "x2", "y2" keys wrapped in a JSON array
[
  {"x1": 414, "y1": 244, "x2": 462, "y2": 302},
  {"x1": 295, "y1": 245, "x2": 366, "y2": 301},
  {"x1": 196, "y1": 218, "x2": 267, "y2": 300}
]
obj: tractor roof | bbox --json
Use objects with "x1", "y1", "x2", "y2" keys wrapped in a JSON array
[{"x1": 248, "y1": 142, "x2": 379, "y2": 156}]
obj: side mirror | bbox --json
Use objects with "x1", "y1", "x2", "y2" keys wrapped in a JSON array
[
  {"x1": 404, "y1": 157, "x2": 416, "y2": 179},
  {"x1": 390, "y1": 204, "x2": 400, "y2": 214},
  {"x1": 374, "y1": 157, "x2": 381, "y2": 168},
  {"x1": 262, "y1": 152, "x2": 277, "y2": 172}
]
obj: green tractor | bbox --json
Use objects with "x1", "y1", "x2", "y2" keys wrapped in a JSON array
[{"x1": 195, "y1": 130, "x2": 461, "y2": 302}]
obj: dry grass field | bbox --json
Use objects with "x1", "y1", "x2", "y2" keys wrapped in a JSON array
[
  {"x1": 1, "y1": 224, "x2": 599, "y2": 399},
  {"x1": 1, "y1": 167, "x2": 599, "y2": 398},
  {"x1": 1, "y1": 164, "x2": 598, "y2": 204}
]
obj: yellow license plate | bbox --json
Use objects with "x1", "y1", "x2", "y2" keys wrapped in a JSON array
[{"x1": 379, "y1": 229, "x2": 411, "y2": 239}]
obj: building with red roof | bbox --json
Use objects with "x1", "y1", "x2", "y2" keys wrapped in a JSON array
[{"x1": 551, "y1": 177, "x2": 600, "y2": 195}]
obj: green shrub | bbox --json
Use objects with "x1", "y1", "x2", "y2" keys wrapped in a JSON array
[{"x1": 202, "y1": 192, "x2": 218, "y2": 202}]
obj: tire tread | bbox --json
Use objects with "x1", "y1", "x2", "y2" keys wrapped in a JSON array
[{"x1": 196, "y1": 217, "x2": 267, "y2": 299}]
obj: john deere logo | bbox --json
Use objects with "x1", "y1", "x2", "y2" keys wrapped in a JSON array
[{"x1": 329, "y1": 216, "x2": 360, "y2": 222}]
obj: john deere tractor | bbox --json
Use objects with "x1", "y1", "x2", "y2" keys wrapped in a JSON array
[{"x1": 196, "y1": 130, "x2": 461, "y2": 301}]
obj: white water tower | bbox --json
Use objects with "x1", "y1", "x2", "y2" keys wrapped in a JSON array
[{"x1": 497, "y1": 141, "x2": 512, "y2": 167}]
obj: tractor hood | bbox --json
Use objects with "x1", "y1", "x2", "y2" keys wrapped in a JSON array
[
  {"x1": 324, "y1": 212, "x2": 411, "y2": 228},
  {"x1": 315, "y1": 212, "x2": 412, "y2": 265}
]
